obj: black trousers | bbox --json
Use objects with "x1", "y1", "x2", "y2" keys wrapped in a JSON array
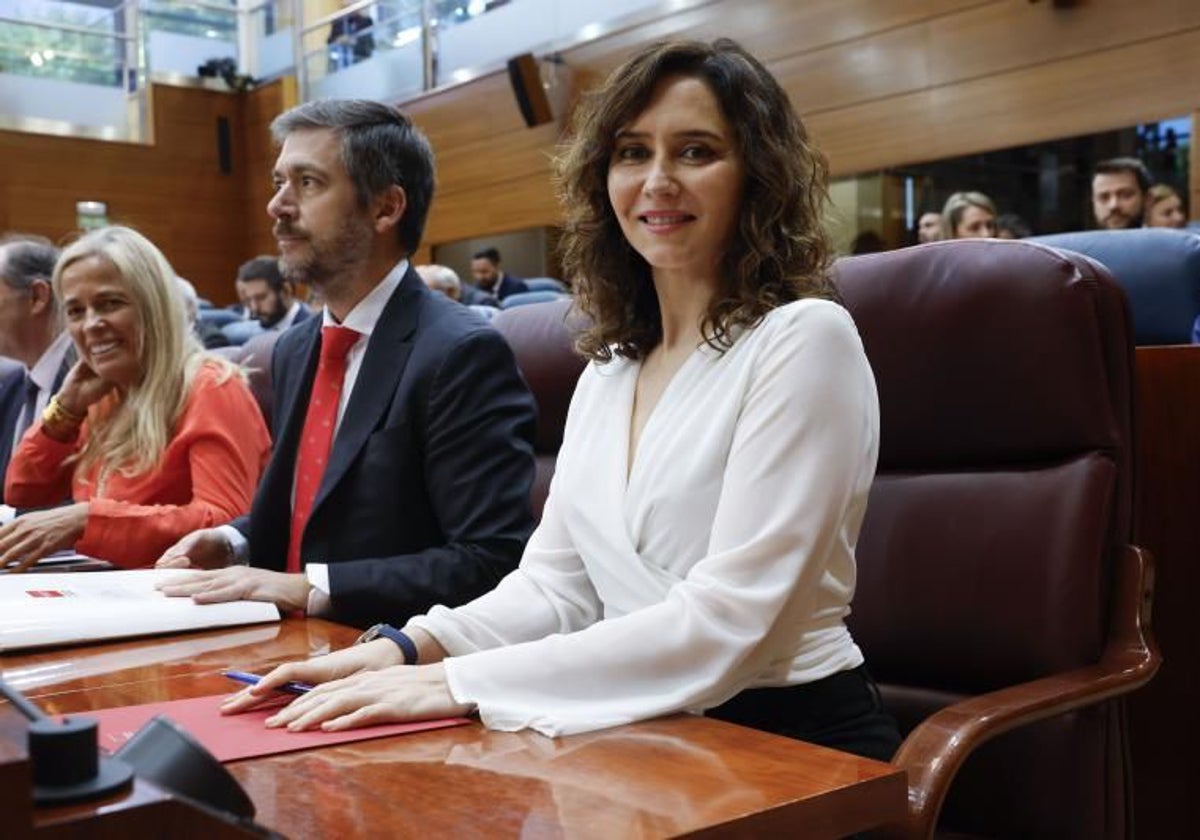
[{"x1": 707, "y1": 665, "x2": 901, "y2": 762}]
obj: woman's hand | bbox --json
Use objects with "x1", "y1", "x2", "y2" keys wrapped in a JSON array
[
  {"x1": 221, "y1": 639, "x2": 409, "y2": 715},
  {"x1": 263, "y1": 663, "x2": 472, "y2": 733},
  {"x1": 56, "y1": 359, "x2": 116, "y2": 415},
  {"x1": 0, "y1": 503, "x2": 89, "y2": 572}
]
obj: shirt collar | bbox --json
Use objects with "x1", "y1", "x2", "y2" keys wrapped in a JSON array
[
  {"x1": 320, "y1": 259, "x2": 408, "y2": 338},
  {"x1": 273, "y1": 300, "x2": 303, "y2": 332},
  {"x1": 30, "y1": 331, "x2": 72, "y2": 391}
]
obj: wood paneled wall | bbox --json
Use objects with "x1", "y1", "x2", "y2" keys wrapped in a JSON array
[
  {"x1": 0, "y1": 78, "x2": 293, "y2": 306},
  {"x1": 404, "y1": 0, "x2": 1200, "y2": 249},
  {"x1": 3, "y1": 2, "x2": 1196, "y2": 292}
]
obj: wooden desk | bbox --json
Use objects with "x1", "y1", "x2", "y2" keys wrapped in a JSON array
[{"x1": 2, "y1": 619, "x2": 906, "y2": 838}]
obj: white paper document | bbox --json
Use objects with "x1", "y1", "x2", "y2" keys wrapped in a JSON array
[{"x1": 0, "y1": 569, "x2": 280, "y2": 652}]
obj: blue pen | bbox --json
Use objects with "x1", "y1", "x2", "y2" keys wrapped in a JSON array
[{"x1": 223, "y1": 669, "x2": 314, "y2": 695}]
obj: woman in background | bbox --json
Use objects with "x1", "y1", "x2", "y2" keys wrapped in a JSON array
[
  {"x1": 226, "y1": 39, "x2": 900, "y2": 761},
  {"x1": 1144, "y1": 184, "x2": 1187, "y2": 229},
  {"x1": 0, "y1": 226, "x2": 269, "y2": 570},
  {"x1": 942, "y1": 191, "x2": 998, "y2": 238}
]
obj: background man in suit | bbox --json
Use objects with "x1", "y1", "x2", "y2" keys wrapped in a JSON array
[
  {"x1": 158, "y1": 100, "x2": 538, "y2": 628},
  {"x1": 236, "y1": 255, "x2": 313, "y2": 331},
  {"x1": 0, "y1": 235, "x2": 69, "y2": 504},
  {"x1": 1091, "y1": 157, "x2": 1151, "y2": 230},
  {"x1": 470, "y1": 247, "x2": 529, "y2": 301}
]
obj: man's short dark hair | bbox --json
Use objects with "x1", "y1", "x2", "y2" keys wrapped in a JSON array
[
  {"x1": 270, "y1": 99, "x2": 435, "y2": 255},
  {"x1": 1093, "y1": 157, "x2": 1152, "y2": 192},
  {"x1": 0, "y1": 234, "x2": 60, "y2": 302},
  {"x1": 473, "y1": 247, "x2": 501, "y2": 263},
  {"x1": 236, "y1": 255, "x2": 285, "y2": 291}
]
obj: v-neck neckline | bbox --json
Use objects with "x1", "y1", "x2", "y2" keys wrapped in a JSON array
[{"x1": 623, "y1": 345, "x2": 705, "y2": 489}]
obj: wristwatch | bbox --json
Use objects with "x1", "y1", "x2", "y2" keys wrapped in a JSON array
[{"x1": 355, "y1": 623, "x2": 418, "y2": 665}]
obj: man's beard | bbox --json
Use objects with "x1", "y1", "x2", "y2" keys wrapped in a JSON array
[
  {"x1": 277, "y1": 215, "x2": 373, "y2": 295},
  {"x1": 1100, "y1": 210, "x2": 1143, "y2": 230},
  {"x1": 257, "y1": 297, "x2": 288, "y2": 328}
]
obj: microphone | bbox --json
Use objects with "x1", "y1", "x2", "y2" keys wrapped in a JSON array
[{"x1": 0, "y1": 675, "x2": 134, "y2": 805}]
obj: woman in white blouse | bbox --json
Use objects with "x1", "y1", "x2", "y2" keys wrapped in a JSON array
[{"x1": 226, "y1": 38, "x2": 900, "y2": 761}]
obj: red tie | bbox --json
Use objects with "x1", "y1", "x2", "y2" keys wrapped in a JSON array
[{"x1": 287, "y1": 325, "x2": 361, "y2": 574}]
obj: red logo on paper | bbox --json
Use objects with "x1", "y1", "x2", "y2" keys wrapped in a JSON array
[{"x1": 26, "y1": 590, "x2": 68, "y2": 598}]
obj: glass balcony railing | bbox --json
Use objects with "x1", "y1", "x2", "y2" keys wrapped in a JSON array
[
  {"x1": 0, "y1": 0, "x2": 703, "y2": 139},
  {"x1": 0, "y1": 18, "x2": 129, "y2": 86}
]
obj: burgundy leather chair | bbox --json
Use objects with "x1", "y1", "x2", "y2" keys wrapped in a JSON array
[
  {"x1": 211, "y1": 330, "x2": 281, "y2": 430},
  {"x1": 834, "y1": 240, "x2": 1159, "y2": 838},
  {"x1": 491, "y1": 298, "x2": 587, "y2": 519}
]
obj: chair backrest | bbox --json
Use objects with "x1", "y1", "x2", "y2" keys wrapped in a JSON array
[
  {"x1": 500, "y1": 290, "x2": 567, "y2": 309},
  {"x1": 834, "y1": 239, "x2": 1135, "y2": 838},
  {"x1": 491, "y1": 298, "x2": 587, "y2": 519},
  {"x1": 524, "y1": 277, "x2": 568, "y2": 293},
  {"x1": 1029, "y1": 228, "x2": 1200, "y2": 345},
  {"x1": 198, "y1": 308, "x2": 240, "y2": 329},
  {"x1": 210, "y1": 330, "x2": 280, "y2": 429},
  {"x1": 221, "y1": 319, "x2": 266, "y2": 347}
]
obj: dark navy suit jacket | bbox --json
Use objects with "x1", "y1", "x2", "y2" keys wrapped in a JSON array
[
  {"x1": 494, "y1": 274, "x2": 529, "y2": 301},
  {"x1": 234, "y1": 267, "x2": 538, "y2": 628},
  {"x1": 0, "y1": 353, "x2": 71, "y2": 506},
  {"x1": 0, "y1": 357, "x2": 26, "y2": 505}
]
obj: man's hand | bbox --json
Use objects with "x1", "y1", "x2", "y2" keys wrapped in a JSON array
[
  {"x1": 156, "y1": 528, "x2": 234, "y2": 569},
  {"x1": 156, "y1": 567, "x2": 312, "y2": 611},
  {"x1": 0, "y1": 503, "x2": 89, "y2": 572}
]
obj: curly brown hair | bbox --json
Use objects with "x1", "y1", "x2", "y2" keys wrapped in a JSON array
[{"x1": 555, "y1": 38, "x2": 834, "y2": 362}]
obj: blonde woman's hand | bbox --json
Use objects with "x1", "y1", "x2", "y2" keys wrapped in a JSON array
[
  {"x1": 0, "y1": 503, "x2": 89, "y2": 572},
  {"x1": 56, "y1": 359, "x2": 115, "y2": 415}
]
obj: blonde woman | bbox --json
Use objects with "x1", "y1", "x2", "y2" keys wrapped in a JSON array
[
  {"x1": 1144, "y1": 184, "x2": 1187, "y2": 229},
  {"x1": 0, "y1": 226, "x2": 270, "y2": 570},
  {"x1": 942, "y1": 191, "x2": 998, "y2": 238}
]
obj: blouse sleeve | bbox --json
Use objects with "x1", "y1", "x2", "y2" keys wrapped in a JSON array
[
  {"x1": 438, "y1": 304, "x2": 879, "y2": 737},
  {"x1": 78, "y1": 368, "x2": 270, "y2": 566},
  {"x1": 409, "y1": 372, "x2": 604, "y2": 652},
  {"x1": 3, "y1": 422, "x2": 82, "y2": 507}
]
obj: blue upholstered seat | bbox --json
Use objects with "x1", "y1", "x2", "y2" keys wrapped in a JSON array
[
  {"x1": 1029, "y1": 228, "x2": 1200, "y2": 345},
  {"x1": 500, "y1": 290, "x2": 567, "y2": 309}
]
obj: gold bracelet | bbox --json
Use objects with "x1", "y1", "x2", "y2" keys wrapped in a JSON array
[{"x1": 42, "y1": 395, "x2": 85, "y2": 429}]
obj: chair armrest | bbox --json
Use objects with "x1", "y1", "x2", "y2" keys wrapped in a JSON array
[{"x1": 872, "y1": 544, "x2": 1160, "y2": 840}]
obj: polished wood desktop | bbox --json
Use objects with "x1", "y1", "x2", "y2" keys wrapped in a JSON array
[{"x1": 1, "y1": 619, "x2": 906, "y2": 838}]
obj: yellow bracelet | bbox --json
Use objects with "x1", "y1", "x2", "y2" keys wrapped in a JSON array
[{"x1": 42, "y1": 395, "x2": 85, "y2": 429}]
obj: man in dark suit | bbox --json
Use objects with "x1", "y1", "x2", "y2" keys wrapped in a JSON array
[
  {"x1": 0, "y1": 235, "x2": 70, "y2": 505},
  {"x1": 471, "y1": 247, "x2": 529, "y2": 301},
  {"x1": 158, "y1": 100, "x2": 537, "y2": 629},
  {"x1": 235, "y1": 255, "x2": 314, "y2": 332}
]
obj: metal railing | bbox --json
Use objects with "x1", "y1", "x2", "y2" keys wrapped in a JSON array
[
  {"x1": 297, "y1": 0, "x2": 432, "y2": 101},
  {"x1": 0, "y1": 15, "x2": 136, "y2": 91}
]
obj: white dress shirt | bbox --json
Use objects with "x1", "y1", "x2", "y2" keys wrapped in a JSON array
[
  {"x1": 223, "y1": 260, "x2": 408, "y2": 611},
  {"x1": 409, "y1": 298, "x2": 880, "y2": 737}
]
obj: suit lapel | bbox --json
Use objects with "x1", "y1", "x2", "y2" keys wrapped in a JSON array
[
  {"x1": 310, "y1": 270, "x2": 423, "y2": 515},
  {"x1": 0, "y1": 366, "x2": 24, "y2": 481}
]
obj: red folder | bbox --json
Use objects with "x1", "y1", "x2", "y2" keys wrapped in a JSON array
[{"x1": 81, "y1": 694, "x2": 471, "y2": 762}]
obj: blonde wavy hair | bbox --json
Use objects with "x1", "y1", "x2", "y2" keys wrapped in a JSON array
[{"x1": 52, "y1": 226, "x2": 238, "y2": 484}]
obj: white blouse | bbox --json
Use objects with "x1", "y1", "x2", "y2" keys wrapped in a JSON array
[{"x1": 409, "y1": 298, "x2": 880, "y2": 737}]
